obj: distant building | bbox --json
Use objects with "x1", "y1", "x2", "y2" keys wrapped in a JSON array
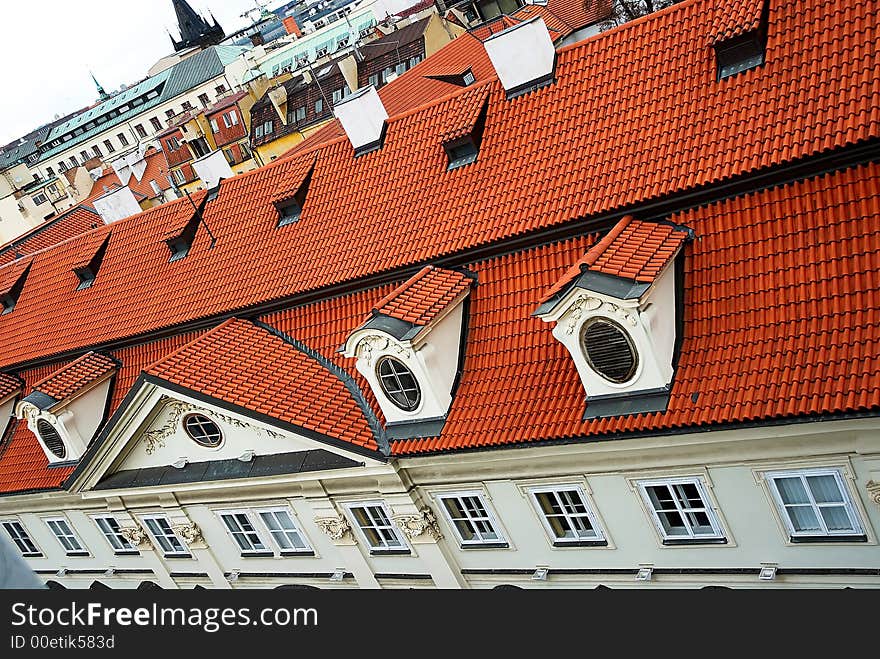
[{"x1": 170, "y1": 0, "x2": 225, "y2": 53}]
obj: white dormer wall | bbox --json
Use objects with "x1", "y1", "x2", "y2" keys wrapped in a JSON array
[
  {"x1": 16, "y1": 376, "x2": 113, "y2": 464},
  {"x1": 540, "y1": 264, "x2": 677, "y2": 399},
  {"x1": 0, "y1": 394, "x2": 19, "y2": 437},
  {"x1": 346, "y1": 302, "x2": 465, "y2": 424}
]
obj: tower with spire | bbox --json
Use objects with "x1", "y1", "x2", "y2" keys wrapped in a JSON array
[
  {"x1": 91, "y1": 71, "x2": 110, "y2": 102},
  {"x1": 169, "y1": 0, "x2": 225, "y2": 52}
]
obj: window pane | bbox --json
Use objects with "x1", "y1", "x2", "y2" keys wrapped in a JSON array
[
  {"x1": 775, "y1": 477, "x2": 809, "y2": 504},
  {"x1": 819, "y1": 506, "x2": 854, "y2": 532},
  {"x1": 786, "y1": 505, "x2": 821, "y2": 532},
  {"x1": 806, "y1": 475, "x2": 844, "y2": 504}
]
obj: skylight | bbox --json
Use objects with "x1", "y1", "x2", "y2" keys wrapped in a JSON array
[{"x1": 73, "y1": 234, "x2": 111, "y2": 291}]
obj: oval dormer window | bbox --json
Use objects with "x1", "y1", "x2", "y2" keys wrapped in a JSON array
[
  {"x1": 37, "y1": 419, "x2": 66, "y2": 459},
  {"x1": 182, "y1": 413, "x2": 223, "y2": 448},
  {"x1": 581, "y1": 318, "x2": 638, "y2": 384},
  {"x1": 376, "y1": 356, "x2": 421, "y2": 411}
]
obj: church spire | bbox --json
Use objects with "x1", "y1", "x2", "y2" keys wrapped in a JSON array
[
  {"x1": 170, "y1": 0, "x2": 226, "y2": 52},
  {"x1": 91, "y1": 71, "x2": 110, "y2": 102}
]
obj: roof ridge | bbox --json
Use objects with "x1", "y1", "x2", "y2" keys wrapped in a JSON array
[{"x1": 250, "y1": 319, "x2": 389, "y2": 456}]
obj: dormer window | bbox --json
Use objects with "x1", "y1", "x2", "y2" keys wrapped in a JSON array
[
  {"x1": 534, "y1": 217, "x2": 691, "y2": 419},
  {"x1": 442, "y1": 90, "x2": 488, "y2": 171},
  {"x1": 0, "y1": 262, "x2": 31, "y2": 315},
  {"x1": 16, "y1": 352, "x2": 118, "y2": 464},
  {"x1": 711, "y1": 0, "x2": 770, "y2": 79},
  {"x1": 445, "y1": 138, "x2": 479, "y2": 170},
  {"x1": 73, "y1": 234, "x2": 111, "y2": 290},
  {"x1": 274, "y1": 164, "x2": 313, "y2": 228},
  {"x1": 164, "y1": 199, "x2": 206, "y2": 262},
  {"x1": 342, "y1": 266, "x2": 475, "y2": 438}
]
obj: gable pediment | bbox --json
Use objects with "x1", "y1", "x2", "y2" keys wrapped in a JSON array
[{"x1": 69, "y1": 381, "x2": 385, "y2": 493}]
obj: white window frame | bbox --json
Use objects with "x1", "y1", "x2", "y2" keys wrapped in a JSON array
[
  {"x1": 527, "y1": 484, "x2": 606, "y2": 546},
  {"x1": 1, "y1": 519, "x2": 42, "y2": 557},
  {"x1": 256, "y1": 507, "x2": 312, "y2": 555},
  {"x1": 636, "y1": 476, "x2": 726, "y2": 544},
  {"x1": 343, "y1": 501, "x2": 409, "y2": 554},
  {"x1": 435, "y1": 491, "x2": 507, "y2": 548},
  {"x1": 141, "y1": 515, "x2": 190, "y2": 557},
  {"x1": 92, "y1": 515, "x2": 137, "y2": 554},
  {"x1": 44, "y1": 517, "x2": 88, "y2": 556},
  {"x1": 215, "y1": 510, "x2": 272, "y2": 556},
  {"x1": 765, "y1": 468, "x2": 866, "y2": 541}
]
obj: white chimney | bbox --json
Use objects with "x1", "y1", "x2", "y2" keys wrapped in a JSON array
[
  {"x1": 333, "y1": 86, "x2": 388, "y2": 154},
  {"x1": 483, "y1": 16, "x2": 556, "y2": 98},
  {"x1": 192, "y1": 150, "x2": 234, "y2": 189},
  {"x1": 93, "y1": 186, "x2": 142, "y2": 224}
]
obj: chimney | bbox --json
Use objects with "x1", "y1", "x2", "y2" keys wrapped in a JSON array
[
  {"x1": 93, "y1": 186, "x2": 142, "y2": 224},
  {"x1": 192, "y1": 149, "x2": 234, "y2": 190},
  {"x1": 333, "y1": 86, "x2": 388, "y2": 156},
  {"x1": 483, "y1": 16, "x2": 556, "y2": 99}
]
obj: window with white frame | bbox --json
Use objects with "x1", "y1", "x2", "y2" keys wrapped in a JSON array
[
  {"x1": 142, "y1": 516, "x2": 189, "y2": 556},
  {"x1": 45, "y1": 518, "x2": 87, "y2": 555},
  {"x1": 637, "y1": 477, "x2": 726, "y2": 543},
  {"x1": 257, "y1": 508, "x2": 311, "y2": 554},
  {"x1": 765, "y1": 468, "x2": 866, "y2": 541},
  {"x1": 436, "y1": 492, "x2": 507, "y2": 547},
  {"x1": 93, "y1": 516, "x2": 136, "y2": 553},
  {"x1": 345, "y1": 503, "x2": 408, "y2": 553},
  {"x1": 1, "y1": 520, "x2": 41, "y2": 556},
  {"x1": 528, "y1": 485, "x2": 606, "y2": 545},
  {"x1": 218, "y1": 512, "x2": 271, "y2": 555}
]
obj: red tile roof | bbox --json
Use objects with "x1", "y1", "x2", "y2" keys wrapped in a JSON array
[
  {"x1": 372, "y1": 266, "x2": 473, "y2": 326},
  {"x1": 398, "y1": 163, "x2": 880, "y2": 453},
  {"x1": 205, "y1": 90, "x2": 249, "y2": 117},
  {"x1": 540, "y1": 217, "x2": 689, "y2": 302},
  {"x1": 440, "y1": 86, "x2": 488, "y2": 143},
  {"x1": 32, "y1": 352, "x2": 117, "y2": 401},
  {"x1": 144, "y1": 318, "x2": 378, "y2": 451},
  {"x1": 0, "y1": 332, "x2": 203, "y2": 494},
  {"x1": 0, "y1": 373, "x2": 22, "y2": 401},
  {"x1": 397, "y1": 0, "x2": 434, "y2": 18},
  {"x1": 709, "y1": 0, "x2": 766, "y2": 44},
  {"x1": 545, "y1": 0, "x2": 612, "y2": 30},
  {"x1": 0, "y1": 207, "x2": 101, "y2": 267},
  {"x1": 0, "y1": 0, "x2": 874, "y2": 371},
  {"x1": 0, "y1": 0, "x2": 875, "y2": 491},
  {"x1": 85, "y1": 148, "x2": 172, "y2": 204},
  {"x1": 511, "y1": 5, "x2": 572, "y2": 39}
]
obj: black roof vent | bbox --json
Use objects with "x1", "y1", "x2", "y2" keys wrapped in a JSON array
[
  {"x1": 73, "y1": 233, "x2": 111, "y2": 291},
  {"x1": 37, "y1": 419, "x2": 66, "y2": 459},
  {"x1": 581, "y1": 318, "x2": 638, "y2": 384}
]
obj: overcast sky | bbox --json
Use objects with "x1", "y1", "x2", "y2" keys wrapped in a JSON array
[{"x1": 0, "y1": 0, "x2": 268, "y2": 145}]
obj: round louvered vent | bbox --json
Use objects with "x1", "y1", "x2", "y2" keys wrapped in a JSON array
[
  {"x1": 36, "y1": 419, "x2": 66, "y2": 460},
  {"x1": 581, "y1": 318, "x2": 638, "y2": 384}
]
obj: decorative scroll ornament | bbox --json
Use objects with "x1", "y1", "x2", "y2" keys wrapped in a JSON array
[
  {"x1": 355, "y1": 334, "x2": 412, "y2": 365},
  {"x1": 141, "y1": 397, "x2": 284, "y2": 454},
  {"x1": 172, "y1": 522, "x2": 203, "y2": 545},
  {"x1": 314, "y1": 515, "x2": 352, "y2": 541},
  {"x1": 564, "y1": 294, "x2": 638, "y2": 334},
  {"x1": 119, "y1": 526, "x2": 151, "y2": 549},
  {"x1": 867, "y1": 481, "x2": 880, "y2": 508},
  {"x1": 16, "y1": 402, "x2": 40, "y2": 423},
  {"x1": 392, "y1": 508, "x2": 442, "y2": 540},
  {"x1": 142, "y1": 398, "x2": 194, "y2": 454},
  {"x1": 207, "y1": 409, "x2": 284, "y2": 440}
]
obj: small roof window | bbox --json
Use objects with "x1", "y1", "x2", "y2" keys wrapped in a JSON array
[
  {"x1": 182, "y1": 413, "x2": 223, "y2": 448},
  {"x1": 376, "y1": 357, "x2": 421, "y2": 412},
  {"x1": 275, "y1": 162, "x2": 314, "y2": 228},
  {"x1": 73, "y1": 233, "x2": 111, "y2": 291},
  {"x1": 37, "y1": 419, "x2": 66, "y2": 459},
  {"x1": 0, "y1": 263, "x2": 31, "y2": 315},
  {"x1": 442, "y1": 92, "x2": 489, "y2": 171}
]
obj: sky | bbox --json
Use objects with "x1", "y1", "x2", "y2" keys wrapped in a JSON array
[{"x1": 0, "y1": 0, "x2": 272, "y2": 145}]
